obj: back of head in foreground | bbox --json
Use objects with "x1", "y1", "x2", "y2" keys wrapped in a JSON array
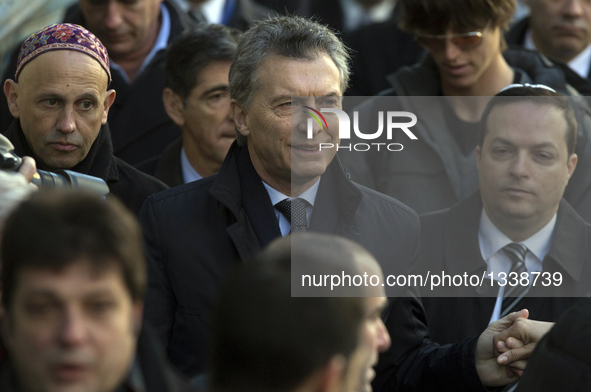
[
  {"x1": 0, "y1": 170, "x2": 36, "y2": 235},
  {"x1": 209, "y1": 233, "x2": 382, "y2": 392}
]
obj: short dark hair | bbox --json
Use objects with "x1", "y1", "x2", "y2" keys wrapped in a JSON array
[
  {"x1": 398, "y1": 0, "x2": 516, "y2": 50},
  {"x1": 230, "y1": 16, "x2": 351, "y2": 147},
  {"x1": 479, "y1": 86, "x2": 577, "y2": 157},
  {"x1": 209, "y1": 239, "x2": 365, "y2": 392},
  {"x1": 1, "y1": 190, "x2": 146, "y2": 308},
  {"x1": 164, "y1": 23, "x2": 241, "y2": 102}
]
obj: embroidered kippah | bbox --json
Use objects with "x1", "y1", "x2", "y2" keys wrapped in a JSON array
[{"x1": 15, "y1": 23, "x2": 111, "y2": 84}]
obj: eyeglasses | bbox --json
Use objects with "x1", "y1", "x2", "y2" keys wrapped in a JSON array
[{"x1": 414, "y1": 21, "x2": 491, "y2": 50}]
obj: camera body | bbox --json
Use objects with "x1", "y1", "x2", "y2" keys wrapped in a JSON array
[{"x1": 0, "y1": 133, "x2": 110, "y2": 196}]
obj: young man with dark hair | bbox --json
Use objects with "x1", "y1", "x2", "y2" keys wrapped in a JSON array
[
  {"x1": 340, "y1": 0, "x2": 591, "y2": 223},
  {"x1": 0, "y1": 190, "x2": 193, "y2": 392}
]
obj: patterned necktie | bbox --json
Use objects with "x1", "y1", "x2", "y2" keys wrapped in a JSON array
[
  {"x1": 188, "y1": 7, "x2": 207, "y2": 23},
  {"x1": 275, "y1": 198, "x2": 308, "y2": 233},
  {"x1": 500, "y1": 242, "x2": 529, "y2": 318}
]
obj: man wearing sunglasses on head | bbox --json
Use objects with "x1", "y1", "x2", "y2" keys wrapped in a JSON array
[{"x1": 339, "y1": 0, "x2": 591, "y2": 223}]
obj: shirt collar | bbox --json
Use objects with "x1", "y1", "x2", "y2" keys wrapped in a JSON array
[
  {"x1": 567, "y1": 43, "x2": 591, "y2": 78},
  {"x1": 525, "y1": 28, "x2": 591, "y2": 78},
  {"x1": 479, "y1": 208, "x2": 557, "y2": 262},
  {"x1": 180, "y1": 147, "x2": 204, "y2": 184},
  {"x1": 110, "y1": 3, "x2": 170, "y2": 83},
  {"x1": 262, "y1": 178, "x2": 321, "y2": 207}
]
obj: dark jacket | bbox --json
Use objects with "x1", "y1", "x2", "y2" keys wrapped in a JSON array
[
  {"x1": 339, "y1": 49, "x2": 591, "y2": 222},
  {"x1": 0, "y1": 324, "x2": 196, "y2": 392},
  {"x1": 515, "y1": 298, "x2": 591, "y2": 392},
  {"x1": 226, "y1": 0, "x2": 275, "y2": 31},
  {"x1": 0, "y1": 0, "x2": 193, "y2": 167},
  {"x1": 140, "y1": 142, "x2": 497, "y2": 392},
  {"x1": 137, "y1": 138, "x2": 184, "y2": 188},
  {"x1": 417, "y1": 191, "x2": 591, "y2": 345},
  {"x1": 505, "y1": 17, "x2": 530, "y2": 46},
  {"x1": 4, "y1": 120, "x2": 168, "y2": 215}
]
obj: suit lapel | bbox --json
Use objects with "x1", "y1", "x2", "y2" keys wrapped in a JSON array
[
  {"x1": 440, "y1": 193, "x2": 497, "y2": 325},
  {"x1": 545, "y1": 200, "x2": 588, "y2": 279},
  {"x1": 310, "y1": 163, "x2": 340, "y2": 234},
  {"x1": 154, "y1": 139, "x2": 183, "y2": 187},
  {"x1": 443, "y1": 192, "x2": 488, "y2": 276},
  {"x1": 210, "y1": 144, "x2": 280, "y2": 262},
  {"x1": 310, "y1": 158, "x2": 362, "y2": 241},
  {"x1": 235, "y1": 146, "x2": 282, "y2": 250}
]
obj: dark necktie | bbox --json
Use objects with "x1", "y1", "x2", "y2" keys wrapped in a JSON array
[
  {"x1": 275, "y1": 198, "x2": 308, "y2": 233},
  {"x1": 188, "y1": 7, "x2": 207, "y2": 23},
  {"x1": 500, "y1": 242, "x2": 529, "y2": 318}
]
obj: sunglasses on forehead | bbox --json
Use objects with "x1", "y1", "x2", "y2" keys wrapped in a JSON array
[{"x1": 414, "y1": 21, "x2": 491, "y2": 50}]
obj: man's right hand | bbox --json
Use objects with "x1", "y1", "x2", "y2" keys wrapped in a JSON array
[
  {"x1": 475, "y1": 309, "x2": 529, "y2": 387},
  {"x1": 493, "y1": 316, "x2": 554, "y2": 377},
  {"x1": 475, "y1": 309, "x2": 554, "y2": 386}
]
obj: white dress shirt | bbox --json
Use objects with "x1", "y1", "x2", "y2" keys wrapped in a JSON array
[
  {"x1": 478, "y1": 208, "x2": 556, "y2": 323},
  {"x1": 263, "y1": 178, "x2": 321, "y2": 237},
  {"x1": 525, "y1": 28, "x2": 591, "y2": 79}
]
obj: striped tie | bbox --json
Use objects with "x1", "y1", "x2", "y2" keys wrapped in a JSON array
[{"x1": 500, "y1": 242, "x2": 529, "y2": 317}]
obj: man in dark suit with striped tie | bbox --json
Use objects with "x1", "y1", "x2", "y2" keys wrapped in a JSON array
[{"x1": 416, "y1": 84, "x2": 591, "y2": 347}]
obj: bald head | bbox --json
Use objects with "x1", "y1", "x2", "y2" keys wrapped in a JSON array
[{"x1": 4, "y1": 50, "x2": 115, "y2": 170}]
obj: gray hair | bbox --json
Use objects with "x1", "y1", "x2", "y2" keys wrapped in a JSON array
[{"x1": 229, "y1": 16, "x2": 351, "y2": 146}]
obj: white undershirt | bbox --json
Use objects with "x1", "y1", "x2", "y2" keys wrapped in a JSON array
[{"x1": 478, "y1": 208, "x2": 556, "y2": 323}]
